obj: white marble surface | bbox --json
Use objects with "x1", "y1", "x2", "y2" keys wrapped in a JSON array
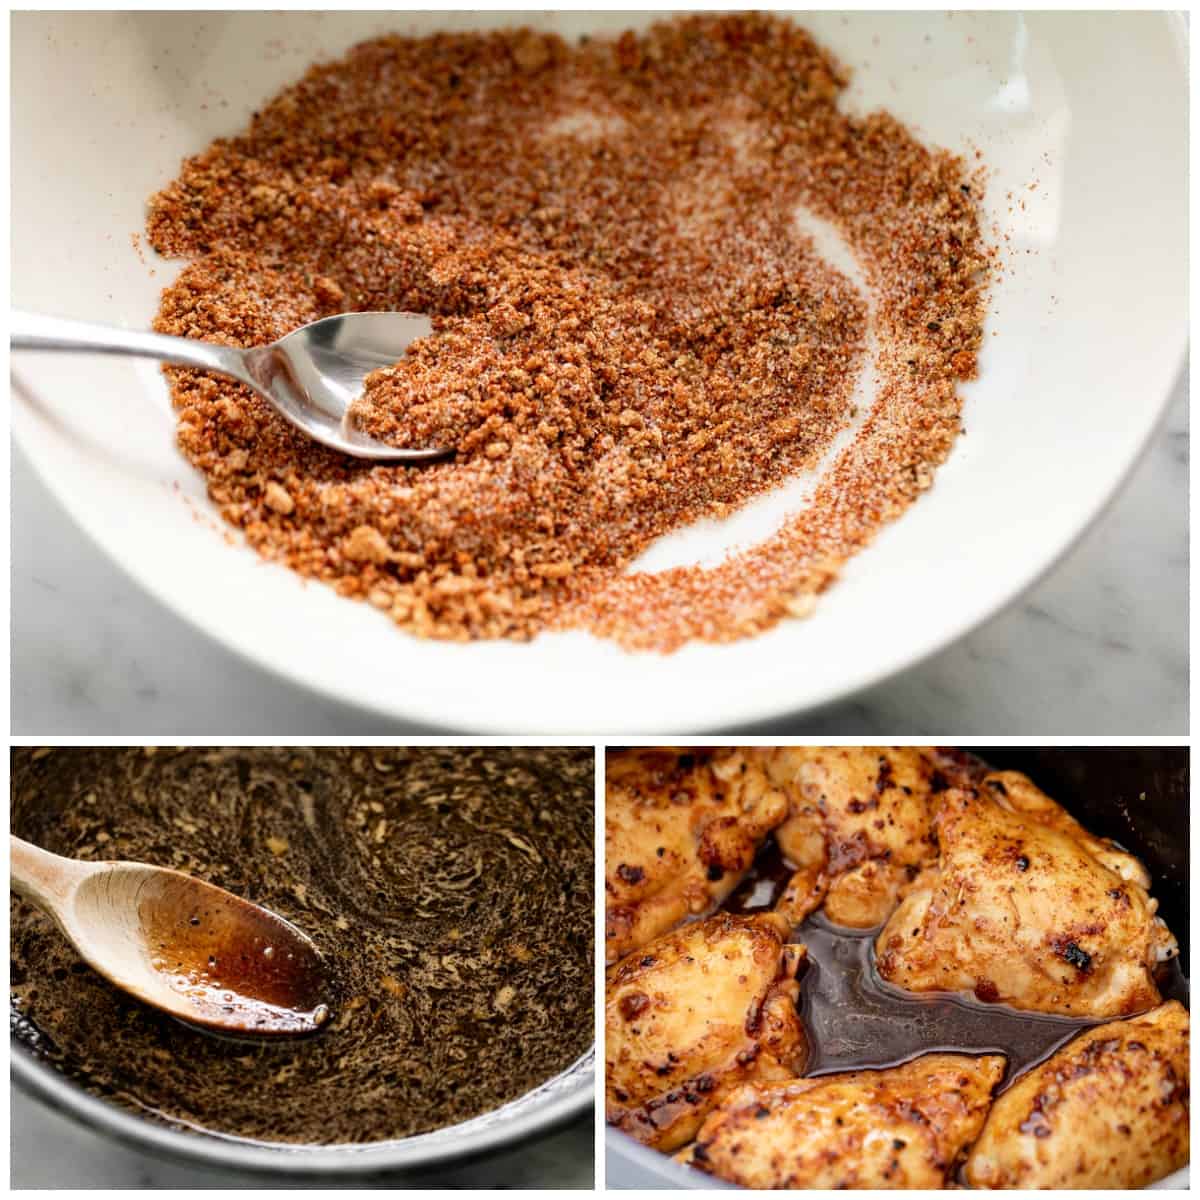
[
  {"x1": 12, "y1": 368, "x2": 1187, "y2": 735},
  {"x1": 10, "y1": 1092, "x2": 593, "y2": 1189}
]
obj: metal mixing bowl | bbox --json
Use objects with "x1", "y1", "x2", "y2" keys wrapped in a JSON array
[
  {"x1": 607, "y1": 748, "x2": 1189, "y2": 1189},
  {"x1": 13, "y1": 1043, "x2": 592, "y2": 1175}
]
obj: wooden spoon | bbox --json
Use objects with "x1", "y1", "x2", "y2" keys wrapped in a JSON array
[{"x1": 11, "y1": 836, "x2": 331, "y2": 1035}]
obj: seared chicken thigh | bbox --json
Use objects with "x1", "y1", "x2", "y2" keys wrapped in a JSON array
[
  {"x1": 966, "y1": 1000, "x2": 1189, "y2": 1188},
  {"x1": 763, "y1": 747, "x2": 948, "y2": 928},
  {"x1": 682, "y1": 1052, "x2": 1005, "y2": 1188},
  {"x1": 606, "y1": 749, "x2": 789, "y2": 963},
  {"x1": 979, "y1": 770, "x2": 1156, "y2": 884},
  {"x1": 606, "y1": 911, "x2": 806, "y2": 1151},
  {"x1": 876, "y1": 776, "x2": 1178, "y2": 1016}
]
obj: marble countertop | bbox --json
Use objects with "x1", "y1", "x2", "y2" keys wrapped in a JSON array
[
  {"x1": 10, "y1": 1091, "x2": 593, "y2": 1189},
  {"x1": 12, "y1": 368, "x2": 1186, "y2": 735}
]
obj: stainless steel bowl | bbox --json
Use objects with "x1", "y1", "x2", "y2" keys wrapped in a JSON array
[
  {"x1": 607, "y1": 748, "x2": 1189, "y2": 1189},
  {"x1": 14, "y1": 1043, "x2": 592, "y2": 1175}
]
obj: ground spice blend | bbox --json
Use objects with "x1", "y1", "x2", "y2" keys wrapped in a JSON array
[{"x1": 148, "y1": 14, "x2": 989, "y2": 650}]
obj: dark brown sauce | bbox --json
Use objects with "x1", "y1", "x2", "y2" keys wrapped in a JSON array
[
  {"x1": 11, "y1": 747, "x2": 594, "y2": 1145},
  {"x1": 727, "y1": 838, "x2": 1189, "y2": 1093},
  {"x1": 140, "y1": 883, "x2": 329, "y2": 1035}
]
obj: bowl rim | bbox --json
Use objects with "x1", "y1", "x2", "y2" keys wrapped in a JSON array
[
  {"x1": 14, "y1": 349, "x2": 1187, "y2": 733},
  {"x1": 11, "y1": 1038, "x2": 594, "y2": 1176}
]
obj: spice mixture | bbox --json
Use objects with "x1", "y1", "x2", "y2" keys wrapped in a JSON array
[
  {"x1": 11, "y1": 747, "x2": 593, "y2": 1144},
  {"x1": 147, "y1": 14, "x2": 988, "y2": 650}
]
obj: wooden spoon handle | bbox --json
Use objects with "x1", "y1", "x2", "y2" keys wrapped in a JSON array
[{"x1": 10, "y1": 836, "x2": 94, "y2": 920}]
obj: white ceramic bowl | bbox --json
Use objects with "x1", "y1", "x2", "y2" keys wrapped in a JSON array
[{"x1": 11, "y1": 12, "x2": 1187, "y2": 733}]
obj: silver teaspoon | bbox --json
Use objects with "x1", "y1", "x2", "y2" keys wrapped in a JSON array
[{"x1": 11, "y1": 309, "x2": 448, "y2": 462}]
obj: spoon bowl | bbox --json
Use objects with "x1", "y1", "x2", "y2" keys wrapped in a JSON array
[
  {"x1": 11, "y1": 309, "x2": 445, "y2": 461},
  {"x1": 242, "y1": 311, "x2": 443, "y2": 460},
  {"x1": 11, "y1": 837, "x2": 330, "y2": 1035}
]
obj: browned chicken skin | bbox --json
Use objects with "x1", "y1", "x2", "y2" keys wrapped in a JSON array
[
  {"x1": 605, "y1": 749, "x2": 789, "y2": 964},
  {"x1": 980, "y1": 770, "x2": 1159, "y2": 885},
  {"x1": 876, "y1": 775, "x2": 1178, "y2": 1016},
  {"x1": 605, "y1": 749, "x2": 1187, "y2": 1188},
  {"x1": 682, "y1": 1052, "x2": 1005, "y2": 1188},
  {"x1": 763, "y1": 747, "x2": 950, "y2": 928},
  {"x1": 606, "y1": 911, "x2": 807, "y2": 1151},
  {"x1": 966, "y1": 1001, "x2": 1189, "y2": 1188}
]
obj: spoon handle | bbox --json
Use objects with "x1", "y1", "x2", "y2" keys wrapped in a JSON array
[
  {"x1": 10, "y1": 311, "x2": 254, "y2": 386},
  {"x1": 10, "y1": 836, "x2": 94, "y2": 918}
]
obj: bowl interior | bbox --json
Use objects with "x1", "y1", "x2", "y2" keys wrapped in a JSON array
[{"x1": 10, "y1": 11, "x2": 1187, "y2": 732}]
